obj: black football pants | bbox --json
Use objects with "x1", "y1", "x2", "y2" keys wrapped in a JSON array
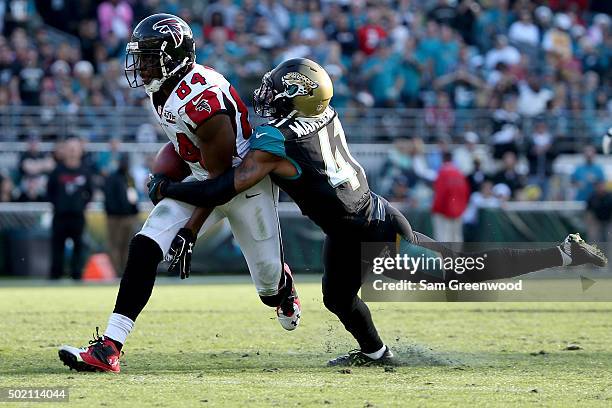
[{"x1": 321, "y1": 200, "x2": 563, "y2": 353}]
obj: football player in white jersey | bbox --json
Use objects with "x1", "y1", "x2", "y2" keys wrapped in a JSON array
[{"x1": 57, "y1": 14, "x2": 300, "y2": 373}]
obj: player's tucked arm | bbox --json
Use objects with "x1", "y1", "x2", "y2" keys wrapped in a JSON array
[
  {"x1": 162, "y1": 150, "x2": 283, "y2": 207},
  {"x1": 194, "y1": 114, "x2": 234, "y2": 178},
  {"x1": 181, "y1": 114, "x2": 235, "y2": 234}
]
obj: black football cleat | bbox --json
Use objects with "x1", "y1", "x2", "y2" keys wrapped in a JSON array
[
  {"x1": 327, "y1": 347, "x2": 398, "y2": 367},
  {"x1": 559, "y1": 233, "x2": 608, "y2": 267}
]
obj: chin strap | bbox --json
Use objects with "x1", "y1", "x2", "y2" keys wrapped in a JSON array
[{"x1": 144, "y1": 55, "x2": 191, "y2": 94}]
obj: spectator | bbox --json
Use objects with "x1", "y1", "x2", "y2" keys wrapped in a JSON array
[
  {"x1": 428, "y1": 0, "x2": 457, "y2": 27},
  {"x1": 361, "y1": 40, "x2": 402, "y2": 107},
  {"x1": 16, "y1": 48, "x2": 44, "y2": 106},
  {"x1": 329, "y1": 12, "x2": 358, "y2": 57},
  {"x1": 398, "y1": 37, "x2": 425, "y2": 107},
  {"x1": 205, "y1": 0, "x2": 240, "y2": 30},
  {"x1": 454, "y1": 131, "x2": 484, "y2": 175},
  {"x1": 0, "y1": 173, "x2": 16, "y2": 202},
  {"x1": 490, "y1": 96, "x2": 521, "y2": 159},
  {"x1": 526, "y1": 120, "x2": 556, "y2": 200},
  {"x1": 203, "y1": 12, "x2": 234, "y2": 42},
  {"x1": 508, "y1": 10, "x2": 540, "y2": 48},
  {"x1": 492, "y1": 151, "x2": 526, "y2": 199},
  {"x1": 425, "y1": 92, "x2": 455, "y2": 137},
  {"x1": 96, "y1": 137, "x2": 122, "y2": 178},
  {"x1": 97, "y1": 0, "x2": 133, "y2": 41},
  {"x1": 357, "y1": 7, "x2": 387, "y2": 56},
  {"x1": 236, "y1": 40, "x2": 270, "y2": 101},
  {"x1": 46, "y1": 137, "x2": 93, "y2": 280},
  {"x1": 435, "y1": 24, "x2": 460, "y2": 77},
  {"x1": 586, "y1": 181, "x2": 612, "y2": 242},
  {"x1": 104, "y1": 154, "x2": 139, "y2": 275},
  {"x1": 433, "y1": 67, "x2": 486, "y2": 110},
  {"x1": 485, "y1": 35, "x2": 521, "y2": 70},
  {"x1": 517, "y1": 75, "x2": 554, "y2": 117},
  {"x1": 571, "y1": 145, "x2": 606, "y2": 201},
  {"x1": 453, "y1": 0, "x2": 480, "y2": 46},
  {"x1": 587, "y1": 13, "x2": 610, "y2": 46},
  {"x1": 543, "y1": 13, "x2": 573, "y2": 61},
  {"x1": 17, "y1": 176, "x2": 46, "y2": 202},
  {"x1": 467, "y1": 157, "x2": 488, "y2": 193},
  {"x1": 431, "y1": 151, "x2": 470, "y2": 242},
  {"x1": 18, "y1": 135, "x2": 55, "y2": 198},
  {"x1": 463, "y1": 180, "x2": 500, "y2": 241},
  {"x1": 380, "y1": 138, "x2": 418, "y2": 198}
]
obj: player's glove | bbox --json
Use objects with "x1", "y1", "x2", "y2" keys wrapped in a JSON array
[
  {"x1": 166, "y1": 227, "x2": 196, "y2": 279},
  {"x1": 147, "y1": 173, "x2": 170, "y2": 205}
]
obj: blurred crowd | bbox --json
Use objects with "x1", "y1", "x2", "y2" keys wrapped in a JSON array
[
  {"x1": 0, "y1": 0, "x2": 610, "y2": 240},
  {"x1": 0, "y1": 1, "x2": 609, "y2": 118},
  {"x1": 378, "y1": 136, "x2": 611, "y2": 241}
]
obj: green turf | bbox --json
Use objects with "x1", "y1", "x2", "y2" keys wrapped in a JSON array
[{"x1": 1, "y1": 281, "x2": 611, "y2": 407}]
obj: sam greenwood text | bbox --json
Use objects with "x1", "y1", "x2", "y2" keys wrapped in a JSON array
[{"x1": 372, "y1": 280, "x2": 523, "y2": 291}]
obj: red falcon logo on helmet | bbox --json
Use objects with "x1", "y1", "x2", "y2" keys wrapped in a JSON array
[{"x1": 152, "y1": 18, "x2": 184, "y2": 47}]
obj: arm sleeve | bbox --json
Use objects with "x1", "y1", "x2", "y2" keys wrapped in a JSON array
[{"x1": 162, "y1": 167, "x2": 237, "y2": 208}]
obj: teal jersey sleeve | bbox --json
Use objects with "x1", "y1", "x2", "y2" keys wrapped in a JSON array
[
  {"x1": 250, "y1": 125, "x2": 287, "y2": 159},
  {"x1": 250, "y1": 125, "x2": 302, "y2": 179}
]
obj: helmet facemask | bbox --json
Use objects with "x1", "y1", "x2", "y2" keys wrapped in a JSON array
[
  {"x1": 125, "y1": 40, "x2": 190, "y2": 94},
  {"x1": 253, "y1": 72, "x2": 277, "y2": 117}
]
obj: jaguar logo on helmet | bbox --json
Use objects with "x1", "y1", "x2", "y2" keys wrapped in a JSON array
[
  {"x1": 277, "y1": 72, "x2": 318, "y2": 99},
  {"x1": 152, "y1": 18, "x2": 184, "y2": 48}
]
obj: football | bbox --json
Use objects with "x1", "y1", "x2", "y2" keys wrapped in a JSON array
[{"x1": 152, "y1": 141, "x2": 191, "y2": 181}]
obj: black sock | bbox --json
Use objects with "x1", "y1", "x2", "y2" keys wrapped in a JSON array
[
  {"x1": 113, "y1": 235, "x2": 163, "y2": 322},
  {"x1": 259, "y1": 268, "x2": 292, "y2": 307},
  {"x1": 324, "y1": 294, "x2": 384, "y2": 354}
]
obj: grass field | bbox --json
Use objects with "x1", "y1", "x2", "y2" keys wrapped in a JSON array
[{"x1": 1, "y1": 278, "x2": 611, "y2": 407}]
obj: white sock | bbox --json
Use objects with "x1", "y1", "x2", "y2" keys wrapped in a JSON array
[
  {"x1": 558, "y1": 247, "x2": 572, "y2": 266},
  {"x1": 104, "y1": 313, "x2": 134, "y2": 345},
  {"x1": 364, "y1": 345, "x2": 387, "y2": 360}
]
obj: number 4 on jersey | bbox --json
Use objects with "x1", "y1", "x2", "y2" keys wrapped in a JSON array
[{"x1": 318, "y1": 123, "x2": 361, "y2": 190}]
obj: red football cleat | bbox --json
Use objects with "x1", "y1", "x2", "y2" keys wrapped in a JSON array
[
  {"x1": 58, "y1": 328, "x2": 121, "y2": 373},
  {"x1": 277, "y1": 263, "x2": 301, "y2": 331}
]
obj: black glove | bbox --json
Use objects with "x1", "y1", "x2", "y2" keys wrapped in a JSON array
[
  {"x1": 166, "y1": 228, "x2": 196, "y2": 279},
  {"x1": 147, "y1": 173, "x2": 170, "y2": 205}
]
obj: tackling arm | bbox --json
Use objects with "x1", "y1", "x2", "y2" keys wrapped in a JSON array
[{"x1": 162, "y1": 149, "x2": 287, "y2": 207}]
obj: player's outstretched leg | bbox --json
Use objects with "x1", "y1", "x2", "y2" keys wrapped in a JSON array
[
  {"x1": 384, "y1": 200, "x2": 607, "y2": 282},
  {"x1": 58, "y1": 234, "x2": 163, "y2": 372}
]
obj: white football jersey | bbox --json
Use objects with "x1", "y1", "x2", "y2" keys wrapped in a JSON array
[{"x1": 150, "y1": 64, "x2": 252, "y2": 180}]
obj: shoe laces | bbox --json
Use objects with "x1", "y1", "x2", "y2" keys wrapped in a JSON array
[{"x1": 88, "y1": 327, "x2": 105, "y2": 346}]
